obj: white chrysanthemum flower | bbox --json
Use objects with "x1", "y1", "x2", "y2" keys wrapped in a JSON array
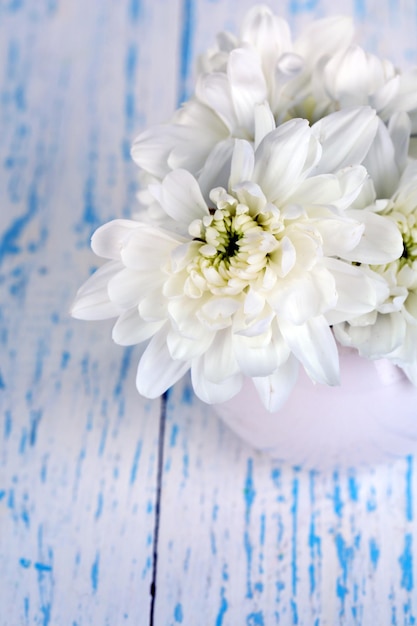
[
  {"x1": 131, "y1": 5, "x2": 417, "y2": 187},
  {"x1": 72, "y1": 115, "x2": 402, "y2": 411},
  {"x1": 334, "y1": 162, "x2": 417, "y2": 384},
  {"x1": 287, "y1": 45, "x2": 417, "y2": 129},
  {"x1": 132, "y1": 7, "x2": 354, "y2": 181}
]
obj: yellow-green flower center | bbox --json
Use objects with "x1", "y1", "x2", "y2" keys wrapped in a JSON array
[{"x1": 187, "y1": 201, "x2": 282, "y2": 296}]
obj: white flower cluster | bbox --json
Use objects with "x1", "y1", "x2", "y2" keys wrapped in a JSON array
[{"x1": 72, "y1": 6, "x2": 417, "y2": 411}]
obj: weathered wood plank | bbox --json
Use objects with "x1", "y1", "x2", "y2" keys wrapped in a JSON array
[
  {"x1": 0, "y1": 1, "x2": 180, "y2": 623},
  {"x1": 154, "y1": 379, "x2": 417, "y2": 624}
]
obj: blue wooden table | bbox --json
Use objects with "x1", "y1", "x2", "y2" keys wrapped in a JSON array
[{"x1": 1, "y1": 1, "x2": 417, "y2": 624}]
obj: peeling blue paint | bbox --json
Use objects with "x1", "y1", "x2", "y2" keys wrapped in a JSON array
[
  {"x1": 125, "y1": 92, "x2": 135, "y2": 127},
  {"x1": 244, "y1": 529, "x2": 253, "y2": 599},
  {"x1": 129, "y1": 0, "x2": 142, "y2": 22},
  {"x1": 366, "y1": 487, "x2": 377, "y2": 512},
  {"x1": 369, "y1": 538, "x2": 380, "y2": 569},
  {"x1": 24, "y1": 596, "x2": 29, "y2": 621},
  {"x1": 178, "y1": 0, "x2": 195, "y2": 105},
  {"x1": 181, "y1": 383, "x2": 193, "y2": 405},
  {"x1": 40, "y1": 456, "x2": 48, "y2": 483},
  {"x1": 244, "y1": 459, "x2": 255, "y2": 598},
  {"x1": 210, "y1": 530, "x2": 217, "y2": 556},
  {"x1": 19, "y1": 427, "x2": 28, "y2": 454},
  {"x1": 129, "y1": 441, "x2": 142, "y2": 485},
  {"x1": 91, "y1": 553, "x2": 100, "y2": 593},
  {"x1": 170, "y1": 423, "x2": 179, "y2": 447},
  {"x1": 335, "y1": 534, "x2": 354, "y2": 613},
  {"x1": 29, "y1": 409, "x2": 42, "y2": 446},
  {"x1": 113, "y1": 347, "x2": 133, "y2": 412},
  {"x1": 406, "y1": 456, "x2": 413, "y2": 522},
  {"x1": 95, "y1": 492, "x2": 103, "y2": 520},
  {"x1": 125, "y1": 44, "x2": 137, "y2": 82},
  {"x1": 215, "y1": 587, "x2": 228, "y2": 626},
  {"x1": 34, "y1": 338, "x2": 48, "y2": 384},
  {"x1": 182, "y1": 450, "x2": 189, "y2": 481},
  {"x1": 244, "y1": 459, "x2": 255, "y2": 524},
  {"x1": 348, "y1": 473, "x2": 359, "y2": 502},
  {"x1": 247, "y1": 611, "x2": 264, "y2": 626},
  {"x1": 399, "y1": 534, "x2": 414, "y2": 592},
  {"x1": 174, "y1": 602, "x2": 183, "y2": 623},
  {"x1": 34, "y1": 563, "x2": 52, "y2": 572},
  {"x1": 291, "y1": 474, "x2": 299, "y2": 597},
  {"x1": 354, "y1": 0, "x2": 367, "y2": 20},
  {"x1": 289, "y1": 0, "x2": 318, "y2": 14},
  {"x1": 259, "y1": 512, "x2": 266, "y2": 547},
  {"x1": 308, "y1": 472, "x2": 321, "y2": 596},
  {"x1": 60, "y1": 351, "x2": 70, "y2": 369},
  {"x1": 8, "y1": 488, "x2": 15, "y2": 509},
  {"x1": 98, "y1": 417, "x2": 109, "y2": 457},
  {"x1": 4, "y1": 410, "x2": 12, "y2": 439},
  {"x1": 0, "y1": 185, "x2": 38, "y2": 263},
  {"x1": 290, "y1": 600, "x2": 298, "y2": 624},
  {"x1": 21, "y1": 508, "x2": 30, "y2": 528},
  {"x1": 332, "y1": 472, "x2": 343, "y2": 518}
]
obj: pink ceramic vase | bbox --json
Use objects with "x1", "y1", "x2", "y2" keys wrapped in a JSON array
[{"x1": 213, "y1": 346, "x2": 417, "y2": 469}]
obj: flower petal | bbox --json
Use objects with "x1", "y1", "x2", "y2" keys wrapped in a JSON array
[
  {"x1": 254, "y1": 103, "x2": 276, "y2": 149},
  {"x1": 161, "y1": 169, "x2": 209, "y2": 224},
  {"x1": 107, "y1": 267, "x2": 161, "y2": 309},
  {"x1": 252, "y1": 355, "x2": 299, "y2": 412},
  {"x1": 278, "y1": 316, "x2": 340, "y2": 385},
  {"x1": 91, "y1": 220, "x2": 141, "y2": 260},
  {"x1": 71, "y1": 261, "x2": 124, "y2": 320},
  {"x1": 295, "y1": 16, "x2": 354, "y2": 62},
  {"x1": 120, "y1": 224, "x2": 182, "y2": 271},
  {"x1": 240, "y1": 6, "x2": 292, "y2": 60},
  {"x1": 254, "y1": 119, "x2": 320, "y2": 202},
  {"x1": 196, "y1": 72, "x2": 237, "y2": 131},
  {"x1": 344, "y1": 209, "x2": 403, "y2": 264},
  {"x1": 233, "y1": 331, "x2": 278, "y2": 377},
  {"x1": 324, "y1": 259, "x2": 390, "y2": 324},
  {"x1": 112, "y1": 309, "x2": 164, "y2": 346},
  {"x1": 136, "y1": 327, "x2": 190, "y2": 398},
  {"x1": 335, "y1": 312, "x2": 406, "y2": 358},
  {"x1": 229, "y1": 139, "x2": 255, "y2": 189},
  {"x1": 200, "y1": 328, "x2": 240, "y2": 383},
  {"x1": 311, "y1": 106, "x2": 378, "y2": 174},
  {"x1": 227, "y1": 47, "x2": 268, "y2": 132},
  {"x1": 362, "y1": 118, "x2": 401, "y2": 198},
  {"x1": 191, "y1": 357, "x2": 243, "y2": 404},
  {"x1": 197, "y1": 139, "x2": 234, "y2": 200}
]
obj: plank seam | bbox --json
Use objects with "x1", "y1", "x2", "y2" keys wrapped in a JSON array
[{"x1": 149, "y1": 391, "x2": 169, "y2": 626}]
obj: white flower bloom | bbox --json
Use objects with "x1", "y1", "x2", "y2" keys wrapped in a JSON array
[
  {"x1": 131, "y1": 7, "x2": 355, "y2": 181},
  {"x1": 131, "y1": 5, "x2": 417, "y2": 186},
  {"x1": 73, "y1": 116, "x2": 402, "y2": 411},
  {"x1": 287, "y1": 45, "x2": 417, "y2": 127},
  {"x1": 334, "y1": 161, "x2": 417, "y2": 383}
]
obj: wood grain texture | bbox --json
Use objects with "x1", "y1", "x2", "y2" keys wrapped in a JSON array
[
  {"x1": 1, "y1": 1, "x2": 417, "y2": 625},
  {"x1": 156, "y1": 379, "x2": 417, "y2": 624},
  {"x1": 0, "y1": 1, "x2": 180, "y2": 623}
]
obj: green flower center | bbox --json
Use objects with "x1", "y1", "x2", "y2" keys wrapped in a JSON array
[{"x1": 187, "y1": 201, "x2": 281, "y2": 295}]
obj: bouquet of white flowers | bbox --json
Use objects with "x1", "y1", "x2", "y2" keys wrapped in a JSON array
[{"x1": 72, "y1": 6, "x2": 417, "y2": 417}]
